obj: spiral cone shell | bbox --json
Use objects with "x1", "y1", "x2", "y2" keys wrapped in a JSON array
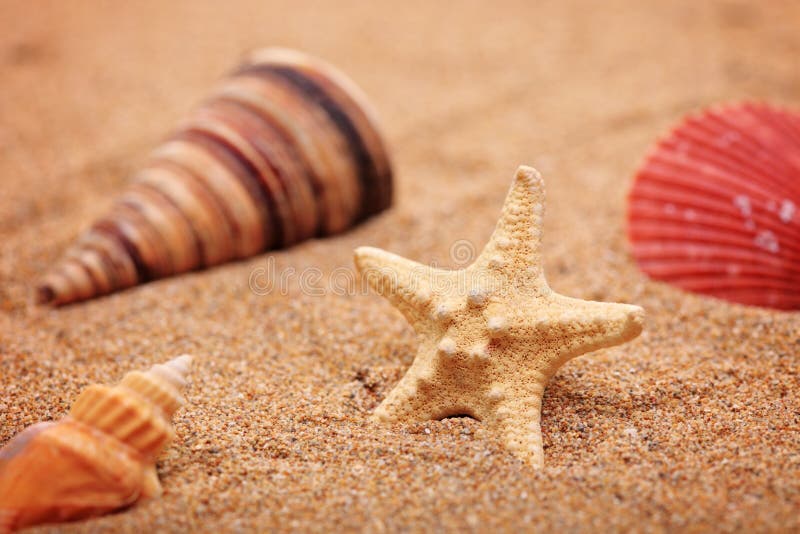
[
  {"x1": 0, "y1": 355, "x2": 192, "y2": 532},
  {"x1": 37, "y1": 47, "x2": 393, "y2": 306}
]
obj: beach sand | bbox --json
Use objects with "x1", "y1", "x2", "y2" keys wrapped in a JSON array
[{"x1": 1, "y1": 0, "x2": 799, "y2": 531}]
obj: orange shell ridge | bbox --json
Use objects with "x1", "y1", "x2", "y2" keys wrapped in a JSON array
[
  {"x1": 36, "y1": 47, "x2": 394, "y2": 306},
  {"x1": 627, "y1": 102, "x2": 800, "y2": 310},
  {"x1": 0, "y1": 355, "x2": 192, "y2": 532}
]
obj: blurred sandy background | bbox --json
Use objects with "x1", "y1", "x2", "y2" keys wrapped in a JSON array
[{"x1": 1, "y1": 1, "x2": 799, "y2": 532}]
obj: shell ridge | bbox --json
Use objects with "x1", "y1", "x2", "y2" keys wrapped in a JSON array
[
  {"x1": 179, "y1": 105, "x2": 287, "y2": 248},
  {"x1": 166, "y1": 130, "x2": 272, "y2": 253}
]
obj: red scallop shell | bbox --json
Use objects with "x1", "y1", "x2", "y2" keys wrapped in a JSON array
[{"x1": 627, "y1": 102, "x2": 800, "y2": 310}]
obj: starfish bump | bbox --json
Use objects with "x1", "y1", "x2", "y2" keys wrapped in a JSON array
[{"x1": 354, "y1": 165, "x2": 645, "y2": 468}]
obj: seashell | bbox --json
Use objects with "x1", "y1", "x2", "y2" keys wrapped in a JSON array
[
  {"x1": 627, "y1": 102, "x2": 800, "y2": 310},
  {"x1": 0, "y1": 355, "x2": 192, "y2": 532},
  {"x1": 36, "y1": 47, "x2": 393, "y2": 306}
]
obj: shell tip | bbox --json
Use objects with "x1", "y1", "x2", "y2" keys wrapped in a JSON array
[
  {"x1": 35, "y1": 284, "x2": 55, "y2": 305},
  {"x1": 144, "y1": 354, "x2": 194, "y2": 392},
  {"x1": 165, "y1": 354, "x2": 193, "y2": 376},
  {"x1": 171, "y1": 354, "x2": 193, "y2": 369}
]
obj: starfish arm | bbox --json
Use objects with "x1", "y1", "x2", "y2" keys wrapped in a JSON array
[
  {"x1": 354, "y1": 246, "x2": 451, "y2": 327},
  {"x1": 371, "y1": 361, "x2": 442, "y2": 423},
  {"x1": 473, "y1": 166, "x2": 548, "y2": 285},
  {"x1": 485, "y1": 382, "x2": 546, "y2": 468},
  {"x1": 547, "y1": 295, "x2": 645, "y2": 362}
]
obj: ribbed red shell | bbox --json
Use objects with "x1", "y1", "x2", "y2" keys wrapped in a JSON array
[{"x1": 627, "y1": 102, "x2": 800, "y2": 310}]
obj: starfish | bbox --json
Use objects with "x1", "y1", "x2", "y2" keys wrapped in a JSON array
[{"x1": 354, "y1": 165, "x2": 644, "y2": 467}]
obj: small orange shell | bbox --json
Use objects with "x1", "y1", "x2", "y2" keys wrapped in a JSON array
[
  {"x1": 628, "y1": 102, "x2": 800, "y2": 309},
  {"x1": 0, "y1": 356, "x2": 192, "y2": 532}
]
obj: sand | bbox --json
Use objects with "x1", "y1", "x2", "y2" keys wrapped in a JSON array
[{"x1": 1, "y1": 0, "x2": 799, "y2": 532}]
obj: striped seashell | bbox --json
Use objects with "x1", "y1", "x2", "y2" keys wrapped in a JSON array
[
  {"x1": 627, "y1": 102, "x2": 800, "y2": 310},
  {"x1": 37, "y1": 48, "x2": 393, "y2": 305},
  {"x1": 0, "y1": 356, "x2": 192, "y2": 532}
]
